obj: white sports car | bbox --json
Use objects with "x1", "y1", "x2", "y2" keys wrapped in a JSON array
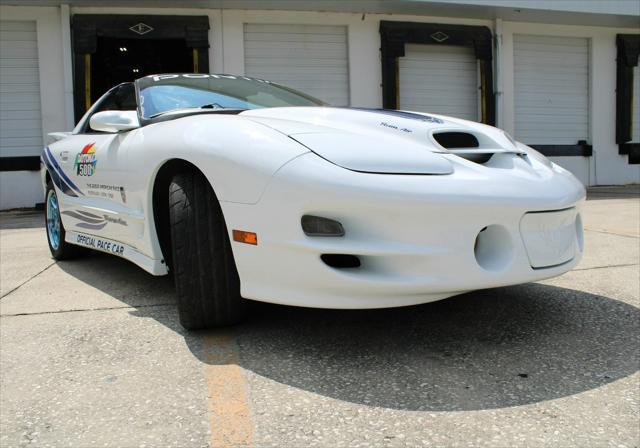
[{"x1": 42, "y1": 73, "x2": 585, "y2": 329}]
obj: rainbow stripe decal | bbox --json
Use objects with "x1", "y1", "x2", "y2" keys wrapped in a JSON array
[{"x1": 74, "y1": 143, "x2": 97, "y2": 177}]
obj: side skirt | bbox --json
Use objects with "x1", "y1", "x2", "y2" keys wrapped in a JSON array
[{"x1": 65, "y1": 231, "x2": 169, "y2": 276}]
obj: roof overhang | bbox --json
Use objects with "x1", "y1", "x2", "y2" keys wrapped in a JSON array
[{"x1": 0, "y1": 0, "x2": 638, "y2": 28}]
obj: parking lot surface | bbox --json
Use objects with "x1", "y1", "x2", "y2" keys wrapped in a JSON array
[{"x1": 1, "y1": 186, "x2": 638, "y2": 447}]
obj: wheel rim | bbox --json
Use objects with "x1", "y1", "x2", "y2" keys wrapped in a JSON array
[{"x1": 46, "y1": 189, "x2": 61, "y2": 250}]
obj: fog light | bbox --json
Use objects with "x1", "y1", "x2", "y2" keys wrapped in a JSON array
[{"x1": 301, "y1": 215, "x2": 345, "y2": 237}]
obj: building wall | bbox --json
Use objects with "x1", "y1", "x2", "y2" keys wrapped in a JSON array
[
  {"x1": 70, "y1": 7, "x2": 640, "y2": 186},
  {"x1": 499, "y1": 20, "x2": 640, "y2": 186},
  {"x1": 0, "y1": 6, "x2": 66, "y2": 209},
  {"x1": 0, "y1": 4, "x2": 638, "y2": 209}
]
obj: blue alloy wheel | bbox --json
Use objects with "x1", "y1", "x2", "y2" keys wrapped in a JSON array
[{"x1": 46, "y1": 189, "x2": 61, "y2": 250}]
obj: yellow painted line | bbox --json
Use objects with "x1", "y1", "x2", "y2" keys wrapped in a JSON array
[{"x1": 203, "y1": 330, "x2": 254, "y2": 448}]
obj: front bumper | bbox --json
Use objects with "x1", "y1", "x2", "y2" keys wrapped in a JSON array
[{"x1": 222, "y1": 152, "x2": 586, "y2": 309}]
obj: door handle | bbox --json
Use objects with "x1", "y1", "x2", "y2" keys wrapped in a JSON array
[{"x1": 60, "y1": 151, "x2": 69, "y2": 162}]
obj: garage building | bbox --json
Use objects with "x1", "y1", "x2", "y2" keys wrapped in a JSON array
[{"x1": 0, "y1": 0, "x2": 638, "y2": 209}]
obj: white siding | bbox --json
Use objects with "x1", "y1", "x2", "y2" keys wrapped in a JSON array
[
  {"x1": 0, "y1": 20, "x2": 42, "y2": 159},
  {"x1": 399, "y1": 44, "x2": 479, "y2": 121},
  {"x1": 243, "y1": 23, "x2": 350, "y2": 106},
  {"x1": 632, "y1": 65, "x2": 640, "y2": 143},
  {"x1": 0, "y1": 171, "x2": 43, "y2": 210},
  {"x1": 513, "y1": 34, "x2": 589, "y2": 145}
]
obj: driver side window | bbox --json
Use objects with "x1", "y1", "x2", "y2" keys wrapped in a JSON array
[{"x1": 81, "y1": 83, "x2": 137, "y2": 134}]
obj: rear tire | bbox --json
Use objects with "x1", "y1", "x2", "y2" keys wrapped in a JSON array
[
  {"x1": 168, "y1": 170, "x2": 245, "y2": 329},
  {"x1": 45, "y1": 181, "x2": 84, "y2": 260}
]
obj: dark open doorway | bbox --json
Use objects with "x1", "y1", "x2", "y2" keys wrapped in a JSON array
[
  {"x1": 72, "y1": 14, "x2": 210, "y2": 121},
  {"x1": 91, "y1": 37, "x2": 193, "y2": 103}
]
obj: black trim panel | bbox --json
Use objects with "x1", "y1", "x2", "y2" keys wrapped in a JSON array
[
  {"x1": 379, "y1": 21, "x2": 495, "y2": 125},
  {"x1": 0, "y1": 156, "x2": 41, "y2": 172},
  {"x1": 530, "y1": 144, "x2": 593, "y2": 157},
  {"x1": 616, "y1": 34, "x2": 640, "y2": 150},
  {"x1": 620, "y1": 143, "x2": 640, "y2": 164},
  {"x1": 72, "y1": 15, "x2": 210, "y2": 54}
]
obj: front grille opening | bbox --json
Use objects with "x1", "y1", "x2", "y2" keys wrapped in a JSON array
[
  {"x1": 433, "y1": 132, "x2": 479, "y2": 149},
  {"x1": 321, "y1": 254, "x2": 361, "y2": 269}
]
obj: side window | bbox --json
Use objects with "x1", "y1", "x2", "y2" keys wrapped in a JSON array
[
  {"x1": 81, "y1": 83, "x2": 137, "y2": 133},
  {"x1": 113, "y1": 83, "x2": 137, "y2": 111}
]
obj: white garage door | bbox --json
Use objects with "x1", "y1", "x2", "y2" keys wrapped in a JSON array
[
  {"x1": 244, "y1": 24, "x2": 349, "y2": 106},
  {"x1": 632, "y1": 65, "x2": 640, "y2": 143},
  {"x1": 398, "y1": 44, "x2": 479, "y2": 121},
  {"x1": 514, "y1": 34, "x2": 589, "y2": 145},
  {"x1": 0, "y1": 21, "x2": 42, "y2": 159}
]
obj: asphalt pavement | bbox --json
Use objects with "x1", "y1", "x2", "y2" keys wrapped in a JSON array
[{"x1": 0, "y1": 186, "x2": 638, "y2": 447}]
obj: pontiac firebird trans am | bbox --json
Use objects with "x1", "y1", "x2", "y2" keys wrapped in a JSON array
[{"x1": 42, "y1": 74, "x2": 586, "y2": 329}]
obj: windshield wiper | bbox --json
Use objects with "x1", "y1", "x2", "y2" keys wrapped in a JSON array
[{"x1": 149, "y1": 103, "x2": 227, "y2": 118}]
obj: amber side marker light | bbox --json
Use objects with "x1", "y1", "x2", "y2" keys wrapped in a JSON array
[{"x1": 233, "y1": 230, "x2": 258, "y2": 245}]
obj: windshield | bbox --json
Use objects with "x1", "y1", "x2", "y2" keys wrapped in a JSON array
[{"x1": 136, "y1": 74, "x2": 325, "y2": 118}]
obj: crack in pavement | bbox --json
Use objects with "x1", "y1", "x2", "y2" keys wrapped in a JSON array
[
  {"x1": 573, "y1": 263, "x2": 639, "y2": 272},
  {"x1": 0, "y1": 303, "x2": 175, "y2": 318},
  {"x1": 584, "y1": 227, "x2": 639, "y2": 239},
  {"x1": 0, "y1": 261, "x2": 56, "y2": 301}
]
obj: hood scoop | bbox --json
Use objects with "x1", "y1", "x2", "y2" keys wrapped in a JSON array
[
  {"x1": 431, "y1": 130, "x2": 526, "y2": 164},
  {"x1": 242, "y1": 107, "x2": 517, "y2": 174}
]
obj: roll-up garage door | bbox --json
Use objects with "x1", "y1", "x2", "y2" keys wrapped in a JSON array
[
  {"x1": 514, "y1": 34, "x2": 589, "y2": 145},
  {"x1": 0, "y1": 21, "x2": 42, "y2": 160},
  {"x1": 244, "y1": 24, "x2": 349, "y2": 106},
  {"x1": 398, "y1": 44, "x2": 479, "y2": 121}
]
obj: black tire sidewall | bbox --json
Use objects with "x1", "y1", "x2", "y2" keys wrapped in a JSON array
[{"x1": 168, "y1": 171, "x2": 245, "y2": 329}]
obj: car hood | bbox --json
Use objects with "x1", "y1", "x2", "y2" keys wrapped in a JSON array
[{"x1": 240, "y1": 107, "x2": 517, "y2": 175}]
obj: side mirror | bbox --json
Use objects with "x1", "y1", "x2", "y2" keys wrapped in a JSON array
[{"x1": 89, "y1": 110, "x2": 140, "y2": 133}]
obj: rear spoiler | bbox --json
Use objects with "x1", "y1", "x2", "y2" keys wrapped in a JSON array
[{"x1": 48, "y1": 131, "x2": 72, "y2": 143}]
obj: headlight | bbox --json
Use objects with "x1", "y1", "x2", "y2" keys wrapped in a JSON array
[{"x1": 301, "y1": 215, "x2": 345, "y2": 237}]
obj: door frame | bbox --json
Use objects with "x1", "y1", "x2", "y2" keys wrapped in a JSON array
[
  {"x1": 379, "y1": 20, "x2": 495, "y2": 126},
  {"x1": 71, "y1": 14, "x2": 210, "y2": 121},
  {"x1": 616, "y1": 34, "x2": 640, "y2": 164}
]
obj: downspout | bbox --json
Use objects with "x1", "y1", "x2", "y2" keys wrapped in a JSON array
[{"x1": 494, "y1": 18, "x2": 503, "y2": 129}]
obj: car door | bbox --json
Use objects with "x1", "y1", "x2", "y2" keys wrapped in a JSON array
[{"x1": 52, "y1": 84, "x2": 139, "y2": 246}]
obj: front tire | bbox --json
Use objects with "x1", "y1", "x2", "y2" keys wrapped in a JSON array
[
  {"x1": 45, "y1": 182, "x2": 83, "y2": 260},
  {"x1": 168, "y1": 171, "x2": 246, "y2": 329}
]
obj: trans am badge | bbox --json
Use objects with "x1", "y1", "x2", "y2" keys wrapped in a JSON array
[{"x1": 74, "y1": 143, "x2": 97, "y2": 176}]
